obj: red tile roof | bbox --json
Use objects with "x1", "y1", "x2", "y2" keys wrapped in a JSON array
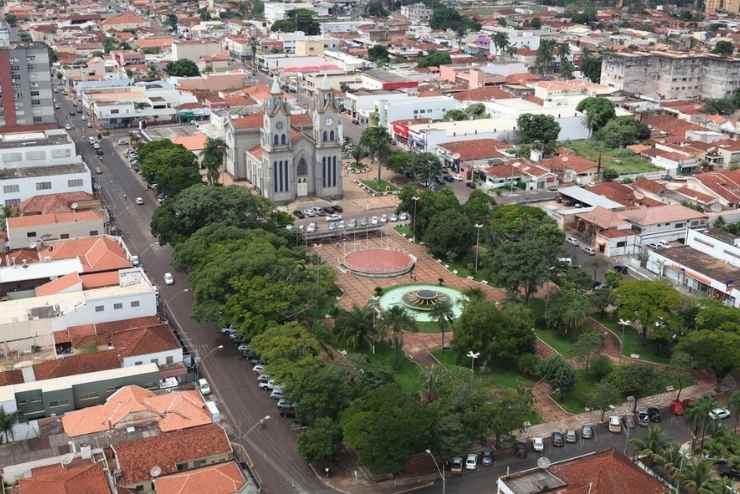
[
  {"x1": 32, "y1": 351, "x2": 120, "y2": 381},
  {"x1": 154, "y1": 461, "x2": 245, "y2": 494},
  {"x1": 114, "y1": 424, "x2": 232, "y2": 485},
  {"x1": 694, "y1": 170, "x2": 740, "y2": 204},
  {"x1": 437, "y1": 139, "x2": 510, "y2": 162},
  {"x1": 7, "y1": 210, "x2": 103, "y2": 229},
  {"x1": 453, "y1": 86, "x2": 512, "y2": 102},
  {"x1": 40, "y1": 237, "x2": 130, "y2": 273},
  {"x1": 589, "y1": 182, "x2": 635, "y2": 206},
  {"x1": 18, "y1": 460, "x2": 112, "y2": 494},
  {"x1": 675, "y1": 186, "x2": 716, "y2": 205},
  {"x1": 550, "y1": 449, "x2": 664, "y2": 494},
  {"x1": 54, "y1": 316, "x2": 163, "y2": 346},
  {"x1": 35, "y1": 272, "x2": 83, "y2": 297},
  {"x1": 20, "y1": 192, "x2": 96, "y2": 215},
  {"x1": 540, "y1": 152, "x2": 597, "y2": 174},
  {"x1": 231, "y1": 113, "x2": 263, "y2": 130},
  {"x1": 108, "y1": 325, "x2": 179, "y2": 358}
]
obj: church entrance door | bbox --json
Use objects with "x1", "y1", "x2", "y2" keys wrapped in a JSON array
[
  {"x1": 297, "y1": 177, "x2": 308, "y2": 197},
  {"x1": 296, "y1": 158, "x2": 309, "y2": 197}
]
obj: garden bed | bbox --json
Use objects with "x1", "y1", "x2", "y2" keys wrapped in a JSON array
[{"x1": 361, "y1": 179, "x2": 399, "y2": 194}]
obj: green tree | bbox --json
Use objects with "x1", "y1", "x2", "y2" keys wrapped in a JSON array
[
  {"x1": 589, "y1": 380, "x2": 622, "y2": 421},
  {"x1": 252, "y1": 0, "x2": 265, "y2": 16},
  {"x1": 597, "y1": 117, "x2": 650, "y2": 147},
  {"x1": 686, "y1": 397, "x2": 716, "y2": 450},
  {"x1": 712, "y1": 40, "x2": 734, "y2": 56},
  {"x1": 0, "y1": 407, "x2": 17, "y2": 443},
  {"x1": 430, "y1": 6, "x2": 479, "y2": 34},
  {"x1": 681, "y1": 459, "x2": 714, "y2": 492},
  {"x1": 728, "y1": 390, "x2": 740, "y2": 429},
  {"x1": 139, "y1": 141, "x2": 201, "y2": 196},
  {"x1": 534, "y1": 39, "x2": 557, "y2": 75},
  {"x1": 452, "y1": 300, "x2": 535, "y2": 367},
  {"x1": 417, "y1": 51, "x2": 452, "y2": 68},
  {"x1": 381, "y1": 306, "x2": 416, "y2": 360},
  {"x1": 576, "y1": 97, "x2": 616, "y2": 134},
  {"x1": 611, "y1": 279, "x2": 681, "y2": 340},
  {"x1": 429, "y1": 300, "x2": 454, "y2": 350},
  {"x1": 463, "y1": 189, "x2": 493, "y2": 226},
  {"x1": 411, "y1": 152, "x2": 443, "y2": 186},
  {"x1": 677, "y1": 330, "x2": 740, "y2": 382},
  {"x1": 334, "y1": 306, "x2": 376, "y2": 352},
  {"x1": 485, "y1": 204, "x2": 565, "y2": 301},
  {"x1": 341, "y1": 384, "x2": 433, "y2": 474},
  {"x1": 538, "y1": 356, "x2": 576, "y2": 398},
  {"x1": 423, "y1": 208, "x2": 475, "y2": 260},
  {"x1": 202, "y1": 137, "x2": 226, "y2": 185},
  {"x1": 298, "y1": 417, "x2": 342, "y2": 464},
  {"x1": 694, "y1": 299, "x2": 740, "y2": 333},
  {"x1": 530, "y1": 16, "x2": 542, "y2": 29},
  {"x1": 367, "y1": 45, "x2": 389, "y2": 63},
  {"x1": 250, "y1": 322, "x2": 320, "y2": 370},
  {"x1": 550, "y1": 287, "x2": 592, "y2": 336},
  {"x1": 668, "y1": 351, "x2": 694, "y2": 401},
  {"x1": 360, "y1": 126, "x2": 391, "y2": 182},
  {"x1": 516, "y1": 114, "x2": 560, "y2": 151},
  {"x1": 165, "y1": 59, "x2": 200, "y2": 77},
  {"x1": 580, "y1": 48, "x2": 602, "y2": 83},
  {"x1": 286, "y1": 362, "x2": 356, "y2": 425},
  {"x1": 103, "y1": 36, "x2": 117, "y2": 54},
  {"x1": 444, "y1": 109, "x2": 468, "y2": 121},
  {"x1": 166, "y1": 14, "x2": 178, "y2": 30},
  {"x1": 198, "y1": 7, "x2": 210, "y2": 20},
  {"x1": 271, "y1": 9, "x2": 320, "y2": 35},
  {"x1": 573, "y1": 331, "x2": 601, "y2": 370},
  {"x1": 489, "y1": 387, "x2": 535, "y2": 446},
  {"x1": 464, "y1": 103, "x2": 487, "y2": 118},
  {"x1": 151, "y1": 184, "x2": 287, "y2": 245},
  {"x1": 629, "y1": 426, "x2": 668, "y2": 465},
  {"x1": 365, "y1": 0, "x2": 388, "y2": 17},
  {"x1": 491, "y1": 31, "x2": 510, "y2": 56},
  {"x1": 4, "y1": 13, "x2": 17, "y2": 27},
  {"x1": 173, "y1": 223, "x2": 252, "y2": 271}
]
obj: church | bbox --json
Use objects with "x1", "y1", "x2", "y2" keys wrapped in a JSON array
[{"x1": 237, "y1": 78, "x2": 343, "y2": 203}]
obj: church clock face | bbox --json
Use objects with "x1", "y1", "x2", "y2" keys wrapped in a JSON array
[
  {"x1": 325, "y1": 117, "x2": 333, "y2": 126},
  {"x1": 276, "y1": 121, "x2": 284, "y2": 130}
]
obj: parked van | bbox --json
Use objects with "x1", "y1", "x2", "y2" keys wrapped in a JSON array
[
  {"x1": 198, "y1": 378, "x2": 211, "y2": 396},
  {"x1": 205, "y1": 400, "x2": 221, "y2": 423},
  {"x1": 608, "y1": 415, "x2": 622, "y2": 433}
]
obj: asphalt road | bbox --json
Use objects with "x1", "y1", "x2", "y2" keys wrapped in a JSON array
[
  {"x1": 417, "y1": 414, "x2": 692, "y2": 494},
  {"x1": 55, "y1": 94, "x2": 335, "y2": 494}
]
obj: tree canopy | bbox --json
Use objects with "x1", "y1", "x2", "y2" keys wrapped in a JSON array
[
  {"x1": 712, "y1": 40, "x2": 734, "y2": 56},
  {"x1": 516, "y1": 114, "x2": 560, "y2": 152},
  {"x1": 430, "y1": 6, "x2": 480, "y2": 34},
  {"x1": 417, "y1": 51, "x2": 452, "y2": 68},
  {"x1": 596, "y1": 117, "x2": 650, "y2": 148},
  {"x1": 611, "y1": 280, "x2": 681, "y2": 341},
  {"x1": 138, "y1": 140, "x2": 201, "y2": 197},
  {"x1": 576, "y1": 97, "x2": 616, "y2": 133},
  {"x1": 271, "y1": 9, "x2": 320, "y2": 35},
  {"x1": 165, "y1": 59, "x2": 200, "y2": 77}
]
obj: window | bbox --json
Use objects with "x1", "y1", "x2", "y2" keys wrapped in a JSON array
[
  {"x1": 113, "y1": 303, "x2": 123, "y2": 310},
  {"x1": 281, "y1": 134, "x2": 287, "y2": 145},
  {"x1": 26, "y1": 232, "x2": 36, "y2": 238},
  {"x1": 5, "y1": 199, "x2": 20, "y2": 207},
  {"x1": 616, "y1": 241, "x2": 626, "y2": 248},
  {"x1": 131, "y1": 300, "x2": 140, "y2": 308},
  {"x1": 33, "y1": 116, "x2": 43, "y2": 123},
  {"x1": 273, "y1": 134, "x2": 278, "y2": 146},
  {"x1": 151, "y1": 358, "x2": 159, "y2": 365},
  {"x1": 176, "y1": 463, "x2": 187, "y2": 472},
  {"x1": 3, "y1": 184, "x2": 19, "y2": 193},
  {"x1": 35, "y1": 181, "x2": 52, "y2": 191},
  {"x1": 95, "y1": 305, "x2": 104, "y2": 312},
  {"x1": 323, "y1": 131, "x2": 328, "y2": 142},
  {"x1": 723, "y1": 249, "x2": 740, "y2": 260},
  {"x1": 68, "y1": 179, "x2": 83, "y2": 187},
  {"x1": 60, "y1": 234, "x2": 69, "y2": 239},
  {"x1": 80, "y1": 393, "x2": 99, "y2": 401},
  {"x1": 89, "y1": 230, "x2": 99, "y2": 236},
  {"x1": 51, "y1": 149, "x2": 72, "y2": 159},
  {"x1": 166, "y1": 356, "x2": 174, "y2": 365},
  {"x1": 134, "y1": 361, "x2": 143, "y2": 366},
  {"x1": 3, "y1": 152, "x2": 22, "y2": 163},
  {"x1": 194, "y1": 459, "x2": 207, "y2": 467},
  {"x1": 110, "y1": 109, "x2": 119, "y2": 114}
]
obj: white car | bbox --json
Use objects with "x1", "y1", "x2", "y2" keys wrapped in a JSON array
[
  {"x1": 532, "y1": 437, "x2": 544, "y2": 452},
  {"x1": 88, "y1": 136, "x2": 96, "y2": 145},
  {"x1": 64, "y1": 123, "x2": 72, "y2": 130},
  {"x1": 252, "y1": 364, "x2": 265, "y2": 374},
  {"x1": 709, "y1": 408, "x2": 731, "y2": 420},
  {"x1": 130, "y1": 255, "x2": 140, "y2": 266},
  {"x1": 380, "y1": 214, "x2": 388, "y2": 223},
  {"x1": 370, "y1": 216, "x2": 379, "y2": 225},
  {"x1": 198, "y1": 378, "x2": 211, "y2": 396},
  {"x1": 163, "y1": 272, "x2": 174, "y2": 285},
  {"x1": 399, "y1": 212, "x2": 409, "y2": 221},
  {"x1": 465, "y1": 453, "x2": 478, "y2": 471},
  {"x1": 135, "y1": 197, "x2": 144, "y2": 205},
  {"x1": 608, "y1": 415, "x2": 622, "y2": 433},
  {"x1": 566, "y1": 236, "x2": 579, "y2": 246}
]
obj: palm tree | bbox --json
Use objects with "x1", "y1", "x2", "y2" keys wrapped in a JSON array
[
  {"x1": 654, "y1": 442, "x2": 686, "y2": 482},
  {"x1": 629, "y1": 426, "x2": 667, "y2": 465},
  {"x1": 681, "y1": 459, "x2": 714, "y2": 493},
  {"x1": 381, "y1": 306, "x2": 416, "y2": 359},
  {"x1": 202, "y1": 137, "x2": 227, "y2": 185},
  {"x1": 492, "y1": 32, "x2": 510, "y2": 57},
  {"x1": 686, "y1": 397, "x2": 716, "y2": 450},
  {"x1": 429, "y1": 300, "x2": 454, "y2": 350},
  {"x1": 334, "y1": 306, "x2": 373, "y2": 352},
  {"x1": 360, "y1": 126, "x2": 391, "y2": 182},
  {"x1": 0, "y1": 407, "x2": 17, "y2": 443}
]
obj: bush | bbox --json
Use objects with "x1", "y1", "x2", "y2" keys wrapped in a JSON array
[
  {"x1": 538, "y1": 355, "x2": 576, "y2": 398},
  {"x1": 518, "y1": 353, "x2": 541, "y2": 377},
  {"x1": 588, "y1": 355, "x2": 613, "y2": 381}
]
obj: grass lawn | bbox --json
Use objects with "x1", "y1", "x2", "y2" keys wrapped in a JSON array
[
  {"x1": 566, "y1": 140, "x2": 661, "y2": 175},
  {"x1": 361, "y1": 179, "x2": 398, "y2": 193},
  {"x1": 534, "y1": 328, "x2": 578, "y2": 358},
  {"x1": 365, "y1": 344, "x2": 424, "y2": 394},
  {"x1": 558, "y1": 369, "x2": 596, "y2": 414},
  {"x1": 598, "y1": 318, "x2": 671, "y2": 364},
  {"x1": 394, "y1": 224, "x2": 413, "y2": 237},
  {"x1": 432, "y1": 349, "x2": 536, "y2": 390}
]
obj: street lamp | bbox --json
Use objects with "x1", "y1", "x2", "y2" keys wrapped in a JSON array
[
  {"x1": 243, "y1": 415, "x2": 271, "y2": 438},
  {"x1": 425, "y1": 449, "x2": 446, "y2": 494},
  {"x1": 195, "y1": 344, "x2": 223, "y2": 380},
  {"x1": 466, "y1": 350, "x2": 480, "y2": 374},
  {"x1": 618, "y1": 319, "x2": 631, "y2": 359},
  {"x1": 474, "y1": 224, "x2": 483, "y2": 273},
  {"x1": 412, "y1": 196, "x2": 420, "y2": 243}
]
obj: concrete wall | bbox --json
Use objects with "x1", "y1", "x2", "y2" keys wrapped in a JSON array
[
  {"x1": 7, "y1": 216, "x2": 105, "y2": 249},
  {"x1": 1, "y1": 167, "x2": 93, "y2": 206},
  {"x1": 122, "y1": 348, "x2": 183, "y2": 368}
]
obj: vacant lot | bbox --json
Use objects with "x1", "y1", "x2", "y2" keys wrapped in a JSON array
[{"x1": 566, "y1": 140, "x2": 660, "y2": 175}]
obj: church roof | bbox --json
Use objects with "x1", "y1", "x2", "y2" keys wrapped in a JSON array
[{"x1": 247, "y1": 145, "x2": 262, "y2": 159}]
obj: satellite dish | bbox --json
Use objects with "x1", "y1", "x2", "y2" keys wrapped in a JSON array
[
  {"x1": 150, "y1": 466, "x2": 162, "y2": 478},
  {"x1": 537, "y1": 457, "x2": 552, "y2": 469}
]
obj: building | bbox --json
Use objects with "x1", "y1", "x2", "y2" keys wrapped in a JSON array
[
  {"x1": 244, "y1": 79, "x2": 343, "y2": 202},
  {"x1": 482, "y1": 160, "x2": 557, "y2": 191},
  {"x1": 539, "y1": 151, "x2": 599, "y2": 186},
  {"x1": 171, "y1": 40, "x2": 222, "y2": 63},
  {"x1": 112, "y1": 424, "x2": 233, "y2": 493},
  {"x1": 361, "y1": 69, "x2": 419, "y2": 91},
  {"x1": 706, "y1": 0, "x2": 740, "y2": 15},
  {"x1": 400, "y1": 3, "x2": 432, "y2": 24},
  {"x1": 403, "y1": 118, "x2": 519, "y2": 153},
  {"x1": 496, "y1": 449, "x2": 665, "y2": 494},
  {"x1": 436, "y1": 138, "x2": 512, "y2": 178},
  {"x1": 600, "y1": 51, "x2": 740, "y2": 100},
  {"x1": 6, "y1": 210, "x2": 106, "y2": 249},
  {"x1": 153, "y1": 461, "x2": 246, "y2": 494},
  {"x1": 264, "y1": 3, "x2": 327, "y2": 22},
  {"x1": 0, "y1": 130, "x2": 92, "y2": 207},
  {"x1": 374, "y1": 95, "x2": 459, "y2": 128},
  {"x1": 486, "y1": 27, "x2": 541, "y2": 57},
  {"x1": 14, "y1": 458, "x2": 114, "y2": 494},
  {"x1": 0, "y1": 42, "x2": 54, "y2": 130},
  {"x1": 0, "y1": 363, "x2": 159, "y2": 421},
  {"x1": 62, "y1": 385, "x2": 211, "y2": 437}
]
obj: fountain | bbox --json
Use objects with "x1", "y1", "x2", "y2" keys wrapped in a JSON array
[{"x1": 377, "y1": 284, "x2": 467, "y2": 322}]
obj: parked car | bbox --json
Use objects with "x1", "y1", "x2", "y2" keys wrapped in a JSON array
[
  {"x1": 709, "y1": 408, "x2": 731, "y2": 420},
  {"x1": 198, "y1": 378, "x2": 211, "y2": 396},
  {"x1": 551, "y1": 432, "x2": 565, "y2": 447},
  {"x1": 566, "y1": 236, "x2": 579, "y2": 246},
  {"x1": 258, "y1": 380, "x2": 272, "y2": 391},
  {"x1": 638, "y1": 408, "x2": 650, "y2": 427},
  {"x1": 532, "y1": 437, "x2": 544, "y2": 452},
  {"x1": 582, "y1": 246, "x2": 596, "y2": 255},
  {"x1": 648, "y1": 407, "x2": 662, "y2": 422},
  {"x1": 399, "y1": 212, "x2": 409, "y2": 221},
  {"x1": 270, "y1": 387, "x2": 284, "y2": 400},
  {"x1": 390, "y1": 214, "x2": 398, "y2": 222},
  {"x1": 237, "y1": 343, "x2": 249, "y2": 352},
  {"x1": 163, "y1": 272, "x2": 174, "y2": 285},
  {"x1": 481, "y1": 449, "x2": 494, "y2": 466},
  {"x1": 465, "y1": 453, "x2": 479, "y2": 471},
  {"x1": 380, "y1": 214, "x2": 388, "y2": 223},
  {"x1": 449, "y1": 457, "x2": 464, "y2": 475},
  {"x1": 135, "y1": 196, "x2": 144, "y2": 205},
  {"x1": 277, "y1": 399, "x2": 295, "y2": 417},
  {"x1": 130, "y1": 255, "x2": 140, "y2": 267},
  {"x1": 64, "y1": 123, "x2": 72, "y2": 130},
  {"x1": 293, "y1": 210, "x2": 305, "y2": 219},
  {"x1": 581, "y1": 424, "x2": 594, "y2": 439},
  {"x1": 715, "y1": 459, "x2": 740, "y2": 479},
  {"x1": 565, "y1": 430, "x2": 577, "y2": 443},
  {"x1": 608, "y1": 415, "x2": 622, "y2": 433},
  {"x1": 221, "y1": 326, "x2": 235, "y2": 335},
  {"x1": 370, "y1": 216, "x2": 379, "y2": 225}
]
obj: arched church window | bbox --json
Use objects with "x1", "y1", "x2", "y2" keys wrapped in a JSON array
[
  {"x1": 323, "y1": 131, "x2": 328, "y2": 142},
  {"x1": 296, "y1": 158, "x2": 308, "y2": 176},
  {"x1": 329, "y1": 130, "x2": 335, "y2": 141},
  {"x1": 281, "y1": 134, "x2": 287, "y2": 145},
  {"x1": 273, "y1": 135, "x2": 278, "y2": 146}
]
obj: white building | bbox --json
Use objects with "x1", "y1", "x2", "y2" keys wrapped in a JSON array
[
  {"x1": 264, "y1": 2, "x2": 329, "y2": 23},
  {"x1": 171, "y1": 40, "x2": 222, "y2": 63},
  {"x1": 486, "y1": 27, "x2": 541, "y2": 56},
  {"x1": 0, "y1": 130, "x2": 92, "y2": 208},
  {"x1": 406, "y1": 118, "x2": 518, "y2": 153},
  {"x1": 374, "y1": 95, "x2": 459, "y2": 128},
  {"x1": 400, "y1": 3, "x2": 432, "y2": 24},
  {"x1": 320, "y1": 21, "x2": 371, "y2": 34}
]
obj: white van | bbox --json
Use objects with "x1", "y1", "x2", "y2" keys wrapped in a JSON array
[
  {"x1": 205, "y1": 400, "x2": 221, "y2": 423},
  {"x1": 198, "y1": 378, "x2": 211, "y2": 396},
  {"x1": 608, "y1": 415, "x2": 622, "y2": 433}
]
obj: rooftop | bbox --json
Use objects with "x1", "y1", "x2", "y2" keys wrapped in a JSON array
[
  {"x1": 7, "y1": 210, "x2": 103, "y2": 229},
  {"x1": 657, "y1": 245, "x2": 740, "y2": 286},
  {"x1": 0, "y1": 130, "x2": 72, "y2": 150},
  {"x1": 0, "y1": 163, "x2": 86, "y2": 180},
  {"x1": 621, "y1": 204, "x2": 706, "y2": 225},
  {"x1": 559, "y1": 185, "x2": 625, "y2": 210},
  {"x1": 17, "y1": 459, "x2": 112, "y2": 494},
  {"x1": 113, "y1": 424, "x2": 232, "y2": 485},
  {"x1": 40, "y1": 236, "x2": 131, "y2": 274},
  {"x1": 153, "y1": 461, "x2": 245, "y2": 494}
]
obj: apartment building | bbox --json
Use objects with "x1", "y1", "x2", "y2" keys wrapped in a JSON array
[
  {"x1": 601, "y1": 51, "x2": 740, "y2": 100},
  {"x1": 171, "y1": 39, "x2": 222, "y2": 63},
  {"x1": 706, "y1": 0, "x2": 740, "y2": 15},
  {"x1": 6, "y1": 210, "x2": 106, "y2": 249},
  {"x1": 374, "y1": 95, "x2": 459, "y2": 128},
  {"x1": 400, "y1": 3, "x2": 433, "y2": 24},
  {"x1": 0, "y1": 41, "x2": 54, "y2": 130},
  {"x1": 0, "y1": 129, "x2": 92, "y2": 207}
]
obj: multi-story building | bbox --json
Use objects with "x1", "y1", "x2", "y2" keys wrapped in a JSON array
[
  {"x1": 400, "y1": 3, "x2": 433, "y2": 24},
  {"x1": 0, "y1": 41, "x2": 54, "y2": 130},
  {"x1": 706, "y1": 0, "x2": 740, "y2": 15},
  {"x1": 0, "y1": 129, "x2": 92, "y2": 207},
  {"x1": 171, "y1": 39, "x2": 222, "y2": 63},
  {"x1": 601, "y1": 51, "x2": 740, "y2": 100}
]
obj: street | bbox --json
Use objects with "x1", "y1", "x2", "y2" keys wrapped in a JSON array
[
  {"x1": 417, "y1": 415, "x2": 692, "y2": 494},
  {"x1": 55, "y1": 96, "x2": 335, "y2": 494}
]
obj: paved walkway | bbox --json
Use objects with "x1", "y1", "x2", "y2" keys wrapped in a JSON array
[{"x1": 532, "y1": 381, "x2": 571, "y2": 422}]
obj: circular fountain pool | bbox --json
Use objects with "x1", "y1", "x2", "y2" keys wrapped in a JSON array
[{"x1": 377, "y1": 284, "x2": 466, "y2": 322}]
